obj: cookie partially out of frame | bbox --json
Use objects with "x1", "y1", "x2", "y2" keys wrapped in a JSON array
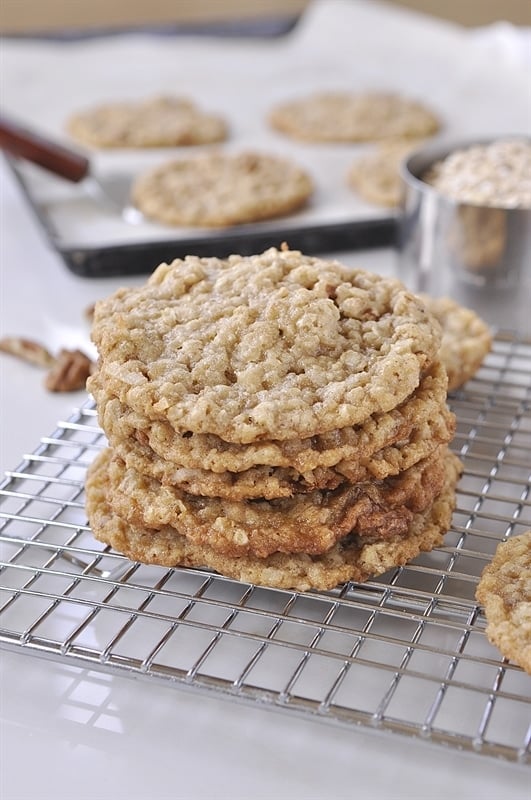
[
  {"x1": 86, "y1": 449, "x2": 462, "y2": 593},
  {"x1": 269, "y1": 91, "x2": 440, "y2": 143},
  {"x1": 88, "y1": 247, "x2": 442, "y2": 444},
  {"x1": 131, "y1": 152, "x2": 313, "y2": 227},
  {"x1": 419, "y1": 295, "x2": 492, "y2": 391},
  {"x1": 67, "y1": 95, "x2": 228, "y2": 148},
  {"x1": 476, "y1": 532, "x2": 531, "y2": 674}
]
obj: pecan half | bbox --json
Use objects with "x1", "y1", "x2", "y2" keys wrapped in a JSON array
[
  {"x1": 44, "y1": 348, "x2": 95, "y2": 392},
  {"x1": 0, "y1": 336, "x2": 56, "y2": 368},
  {"x1": 84, "y1": 302, "x2": 96, "y2": 324}
]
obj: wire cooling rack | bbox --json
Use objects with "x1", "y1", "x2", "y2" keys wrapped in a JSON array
[{"x1": 1, "y1": 332, "x2": 530, "y2": 763}]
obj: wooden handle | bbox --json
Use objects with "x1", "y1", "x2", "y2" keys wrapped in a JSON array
[{"x1": 0, "y1": 114, "x2": 90, "y2": 183}]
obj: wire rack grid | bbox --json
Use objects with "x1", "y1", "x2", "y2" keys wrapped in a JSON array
[{"x1": 1, "y1": 332, "x2": 530, "y2": 764}]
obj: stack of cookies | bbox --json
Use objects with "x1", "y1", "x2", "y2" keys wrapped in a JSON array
[{"x1": 85, "y1": 246, "x2": 462, "y2": 592}]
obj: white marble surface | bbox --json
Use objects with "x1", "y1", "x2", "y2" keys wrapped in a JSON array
[{"x1": 1, "y1": 147, "x2": 530, "y2": 800}]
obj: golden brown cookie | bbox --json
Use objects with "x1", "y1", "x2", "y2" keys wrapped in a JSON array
[
  {"x1": 86, "y1": 448, "x2": 462, "y2": 592},
  {"x1": 131, "y1": 152, "x2": 313, "y2": 227},
  {"x1": 88, "y1": 247, "x2": 442, "y2": 444},
  {"x1": 347, "y1": 139, "x2": 423, "y2": 207},
  {"x1": 89, "y1": 445, "x2": 450, "y2": 559},
  {"x1": 67, "y1": 95, "x2": 228, "y2": 148},
  {"x1": 111, "y1": 435, "x2": 344, "y2": 499},
  {"x1": 476, "y1": 532, "x2": 531, "y2": 674},
  {"x1": 105, "y1": 409, "x2": 457, "y2": 500},
  {"x1": 91, "y1": 362, "x2": 455, "y2": 478},
  {"x1": 91, "y1": 361, "x2": 455, "y2": 498},
  {"x1": 419, "y1": 295, "x2": 492, "y2": 391},
  {"x1": 269, "y1": 91, "x2": 440, "y2": 143}
]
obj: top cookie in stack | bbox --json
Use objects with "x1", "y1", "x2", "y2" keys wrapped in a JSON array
[{"x1": 85, "y1": 246, "x2": 462, "y2": 592}]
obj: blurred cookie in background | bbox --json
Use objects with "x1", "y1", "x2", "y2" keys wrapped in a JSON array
[
  {"x1": 269, "y1": 91, "x2": 440, "y2": 143},
  {"x1": 67, "y1": 94, "x2": 228, "y2": 148},
  {"x1": 347, "y1": 138, "x2": 424, "y2": 207},
  {"x1": 131, "y1": 151, "x2": 314, "y2": 226}
]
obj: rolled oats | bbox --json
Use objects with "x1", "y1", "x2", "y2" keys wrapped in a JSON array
[{"x1": 424, "y1": 138, "x2": 531, "y2": 209}]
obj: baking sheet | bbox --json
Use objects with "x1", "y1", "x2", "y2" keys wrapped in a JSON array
[{"x1": 1, "y1": 0, "x2": 530, "y2": 276}]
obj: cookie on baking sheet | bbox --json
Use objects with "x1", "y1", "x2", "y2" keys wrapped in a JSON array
[
  {"x1": 90, "y1": 360, "x2": 455, "y2": 496},
  {"x1": 130, "y1": 152, "x2": 313, "y2": 227},
  {"x1": 89, "y1": 445, "x2": 449, "y2": 559},
  {"x1": 66, "y1": 95, "x2": 228, "y2": 148},
  {"x1": 476, "y1": 532, "x2": 531, "y2": 674},
  {"x1": 269, "y1": 91, "x2": 440, "y2": 143},
  {"x1": 86, "y1": 447, "x2": 462, "y2": 592},
  {"x1": 87, "y1": 247, "x2": 442, "y2": 444},
  {"x1": 347, "y1": 139, "x2": 423, "y2": 207},
  {"x1": 419, "y1": 294, "x2": 492, "y2": 391}
]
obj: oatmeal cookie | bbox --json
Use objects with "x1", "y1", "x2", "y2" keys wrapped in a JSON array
[
  {"x1": 88, "y1": 247, "x2": 442, "y2": 443},
  {"x1": 419, "y1": 295, "x2": 492, "y2": 391},
  {"x1": 269, "y1": 91, "x2": 440, "y2": 143},
  {"x1": 110, "y1": 416, "x2": 454, "y2": 500},
  {"x1": 67, "y1": 95, "x2": 227, "y2": 148},
  {"x1": 91, "y1": 362, "x2": 455, "y2": 481},
  {"x1": 101, "y1": 376, "x2": 455, "y2": 500},
  {"x1": 347, "y1": 139, "x2": 423, "y2": 207},
  {"x1": 112, "y1": 436, "x2": 345, "y2": 499},
  {"x1": 86, "y1": 449, "x2": 462, "y2": 592},
  {"x1": 131, "y1": 152, "x2": 313, "y2": 227},
  {"x1": 476, "y1": 532, "x2": 531, "y2": 674},
  {"x1": 89, "y1": 445, "x2": 450, "y2": 559},
  {"x1": 90, "y1": 360, "x2": 455, "y2": 496}
]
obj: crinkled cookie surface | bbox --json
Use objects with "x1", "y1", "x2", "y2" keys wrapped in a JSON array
[
  {"x1": 91, "y1": 362, "x2": 455, "y2": 499},
  {"x1": 86, "y1": 447, "x2": 462, "y2": 592},
  {"x1": 419, "y1": 294, "x2": 492, "y2": 391},
  {"x1": 476, "y1": 532, "x2": 531, "y2": 674},
  {"x1": 89, "y1": 248, "x2": 442, "y2": 443},
  {"x1": 90, "y1": 444, "x2": 450, "y2": 559}
]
